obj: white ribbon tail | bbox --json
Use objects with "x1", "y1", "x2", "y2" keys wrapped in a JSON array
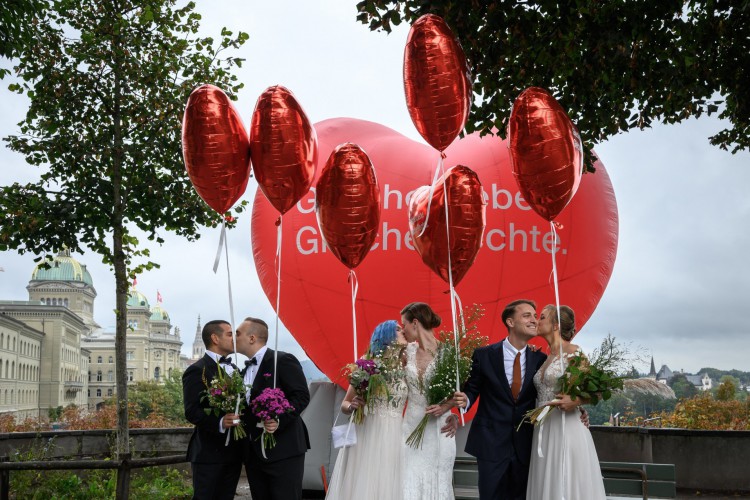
[
  {"x1": 350, "y1": 270, "x2": 359, "y2": 361},
  {"x1": 550, "y1": 221, "x2": 566, "y2": 500},
  {"x1": 415, "y1": 155, "x2": 444, "y2": 238},
  {"x1": 225, "y1": 394, "x2": 242, "y2": 446},
  {"x1": 535, "y1": 405, "x2": 553, "y2": 458},
  {"x1": 273, "y1": 217, "x2": 282, "y2": 388},
  {"x1": 261, "y1": 429, "x2": 267, "y2": 459}
]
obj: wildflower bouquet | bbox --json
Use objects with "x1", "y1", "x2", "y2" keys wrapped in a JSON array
[
  {"x1": 520, "y1": 333, "x2": 628, "y2": 428},
  {"x1": 406, "y1": 304, "x2": 488, "y2": 448},
  {"x1": 250, "y1": 387, "x2": 295, "y2": 452},
  {"x1": 341, "y1": 357, "x2": 388, "y2": 424},
  {"x1": 201, "y1": 366, "x2": 248, "y2": 441}
]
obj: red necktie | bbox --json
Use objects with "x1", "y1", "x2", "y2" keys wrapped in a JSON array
[{"x1": 511, "y1": 352, "x2": 522, "y2": 400}]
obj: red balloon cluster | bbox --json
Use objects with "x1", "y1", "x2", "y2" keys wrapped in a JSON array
[
  {"x1": 181, "y1": 84, "x2": 251, "y2": 214},
  {"x1": 251, "y1": 118, "x2": 619, "y2": 385},
  {"x1": 508, "y1": 87, "x2": 584, "y2": 221},
  {"x1": 404, "y1": 14, "x2": 472, "y2": 152},
  {"x1": 249, "y1": 86, "x2": 318, "y2": 215},
  {"x1": 315, "y1": 143, "x2": 381, "y2": 269},
  {"x1": 408, "y1": 166, "x2": 486, "y2": 285}
]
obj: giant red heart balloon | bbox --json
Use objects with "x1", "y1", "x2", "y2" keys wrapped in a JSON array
[
  {"x1": 408, "y1": 165, "x2": 486, "y2": 285},
  {"x1": 508, "y1": 87, "x2": 584, "y2": 221},
  {"x1": 315, "y1": 143, "x2": 380, "y2": 269},
  {"x1": 249, "y1": 85, "x2": 318, "y2": 215},
  {"x1": 404, "y1": 14, "x2": 472, "y2": 152},
  {"x1": 251, "y1": 118, "x2": 618, "y2": 385},
  {"x1": 182, "y1": 84, "x2": 251, "y2": 214}
]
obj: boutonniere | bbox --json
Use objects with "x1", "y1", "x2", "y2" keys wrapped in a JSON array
[
  {"x1": 263, "y1": 372, "x2": 271, "y2": 379},
  {"x1": 527, "y1": 344, "x2": 540, "y2": 352}
]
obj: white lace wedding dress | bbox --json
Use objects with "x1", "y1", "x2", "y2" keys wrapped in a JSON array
[
  {"x1": 526, "y1": 351, "x2": 606, "y2": 500},
  {"x1": 326, "y1": 371, "x2": 408, "y2": 500},
  {"x1": 402, "y1": 342, "x2": 456, "y2": 500}
]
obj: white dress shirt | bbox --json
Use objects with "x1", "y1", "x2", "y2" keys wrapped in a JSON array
[
  {"x1": 502, "y1": 338, "x2": 528, "y2": 389},
  {"x1": 244, "y1": 346, "x2": 268, "y2": 401}
]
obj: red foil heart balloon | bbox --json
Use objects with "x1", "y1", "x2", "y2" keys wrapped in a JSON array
[
  {"x1": 181, "y1": 84, "x2": 251, "y2": 214},
  {"x1": 508, "y1": 87, "x2": 584, "y2": 221},
  {"x1": 315, "y1": 143, "x2": 381, "y2": 269},
  {"x1": 404, "y1": 14, "x2": 472, "y2": 152},
  {"x1": 251, "y1": 118, "x2": 618, "y2": 387},
  {"x1": 249, "y1": 85, "x2": 318, "y2": 215},
  {"x1": 408, "y1": 165, "x2": 486, "y2": 285}
]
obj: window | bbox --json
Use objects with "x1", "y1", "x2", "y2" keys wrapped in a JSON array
[
  {"x1": 96, "y1": 370, "x2": 102, "y2": 382},
  {"x1": 128, "y1": 371, "x2": 134, "y2": 382},
  {"x1": 108, "y1": 356, "x2": 113, "y2": 363},
  {"x1": 97, "y1": 356, "x2": 102, "y2": 363},
  {"x1": 107, "y1": 389, "x2": 113, "y2": 396},
  {"x1": 88, "y1": 389, "x2": 90, "y2": 397},
  {"x1": 107, "y1": 371, "x2": 113, "y2": 382},
  {"x1": 126, "y1": 351, "x2": 134, "y2": 361},
  {"x1": 96, "y1": 389, "x2": 101, "y2": 397},
  {"x1": 154, "y1": 367, "x2": 161, "y2": 382},
  {"x1": 63, "y1": 298, "x2": 69, "y2": 307}
]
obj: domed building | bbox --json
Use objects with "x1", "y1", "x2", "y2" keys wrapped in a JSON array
[
  {"x1": 0, "y1": 250, "x2": 182, "y2": 418},
  {"x1": 0, "y1": 250, "x2": 92, "y2": 419},
  {"x1": 84, "y1": 286, "x2": 182, "y2": 410}
]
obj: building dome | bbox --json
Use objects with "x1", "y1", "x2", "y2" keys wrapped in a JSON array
[
  {"x1": 150, "y1": 304, "x2": 169, "y2": 321},
  {"x1": 127, "y1": 289, "x2": 150, "y2": 309},
  {"x1": 30, "y1": 249, "x2": 94, "y2": 286}
]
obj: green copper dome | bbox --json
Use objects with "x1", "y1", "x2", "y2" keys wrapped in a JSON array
[
  {"x1": 31, "y1": 249, "x2": 94, "y2": 286},
  {"x1": 127, "y1": 289, "x2": 150, "y2": 309},
  {"x1": 150, "y1": 304, "x2": 169, "y2": 321}
]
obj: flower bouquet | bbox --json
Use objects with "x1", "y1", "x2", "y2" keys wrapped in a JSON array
[
  {"x1": 406, "y1": 304, "x2": 488, "y2": 448},
  {"x1": 250, "y1": 387, "x2": 295, "y2": 453},
  {"x1": 201, "y1": 365, "x2": 248, "y2": 441},
  {"x1": 341, "y1": 357, "x2": 388, "y2": 424},
  {"x1": 519, "y1": 333, "x2": 628, "y2": 428}
]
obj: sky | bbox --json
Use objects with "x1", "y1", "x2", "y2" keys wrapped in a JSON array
[{"x1": 1, "y1": 0, "x2": 748, "y2": 374}]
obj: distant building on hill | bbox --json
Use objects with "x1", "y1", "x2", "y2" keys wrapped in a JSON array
[
  {"x1": 643, "y1": 356, "x2": 712, "y2": 391},
  {"x1": 685, "y1": 373, "x2": 713, "y2": 391}
]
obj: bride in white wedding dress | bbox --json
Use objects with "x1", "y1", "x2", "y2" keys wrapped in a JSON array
[
  {"x1": 326, "y1": 320, "x2": 409, "y2": 500},
  {"x1": 526, "y1": 305, "x2": 606, "y2": 500},
  {"x1": 400, "y1": 302, "x2": 457, "y2": 500}
]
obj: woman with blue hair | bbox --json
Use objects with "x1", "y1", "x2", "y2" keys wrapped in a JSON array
[{"x1": 326, "y1": 320, "x2": 408, "y2": 500}]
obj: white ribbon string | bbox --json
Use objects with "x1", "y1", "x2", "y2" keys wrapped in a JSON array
[
  {"x1": 550, "y1": 221, "x2": 566, "y2": 500},
  {"x1": 437, "y1": 157, "x2": 466, "y2": 426},
  {"x1": 415, "y1": 155, "x2": 445, "y2": 238},
  {"x1": 226, "y1": 393, "x2": 241, "y2": 446},
  {"x1": 349, "y1": 270, "x2": 359, "y2": 361},
  {"x1": 273, "y1": 217, "x2": 283, "y2": 389}
]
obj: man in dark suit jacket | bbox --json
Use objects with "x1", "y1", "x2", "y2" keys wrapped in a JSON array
[
  {"x1": 455, "y1": 299, "x2": 547, "y2": 500},
  {"x1": 237, "y1": 317, "x2": 310, "y2": 500},
  {"x1": 183, "y1": 319, "x2": 244, "y2": 500}
]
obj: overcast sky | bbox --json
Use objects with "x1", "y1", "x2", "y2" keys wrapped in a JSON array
[{"x1": 1, "y1": 1, "x2": 748, "y2": 374}]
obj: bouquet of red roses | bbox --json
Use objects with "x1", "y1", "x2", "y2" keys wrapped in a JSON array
[
  {"x1": 202, "y1": 366, "x2": 248, "y2": 441},
  {"x1": 250, "y1": 387, "x2": 295, "y2": 453}
]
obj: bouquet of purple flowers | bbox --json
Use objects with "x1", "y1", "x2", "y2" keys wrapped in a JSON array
[
  {"x1": 250, "y1": 387, "x2": 295, "y2": 451},
  {"x1": 342, "y1": 357, "x2": 388, "y2": 424},
  {"x1": 201, "y1": 366, "x2": 248, "y2": 441}
]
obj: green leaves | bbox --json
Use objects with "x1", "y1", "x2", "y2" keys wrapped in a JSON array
[{"x1": 356, "y1": 0, "x2": 750, "y2": 170}]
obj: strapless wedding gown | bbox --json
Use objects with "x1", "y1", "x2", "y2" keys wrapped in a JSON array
[
  {"x1": 402, "y1": 342, "x2": 456, "y2": 500},
  {"x1": 526, "y1": 351, "x2": 606, "y2": 500}
]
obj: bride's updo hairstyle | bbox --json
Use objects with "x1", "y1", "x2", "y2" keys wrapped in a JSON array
[
  {"x1": 544, "y1": 304, "x2": 576, "y2": 341},
  {"x1": 400, "y1": 302, "x2": 441, "y2": 330}
]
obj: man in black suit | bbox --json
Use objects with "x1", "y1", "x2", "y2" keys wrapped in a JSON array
[
  {"x1": 237, "y1": 316, "x2": 310, "y2": 500},
  {"x1": 454, "y1": 299, "x2": 547, "y2": 499},
  {"x1": 183, "y1": 319, "x2": 244, "y2": 500}
]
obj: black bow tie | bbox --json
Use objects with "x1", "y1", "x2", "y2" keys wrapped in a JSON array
[
  {"x1": 240, "y1": 357, "x2": 258, "y2": 376},
  {"x1": 218, "y1": 356, "x2": 232, "y2": 365}
]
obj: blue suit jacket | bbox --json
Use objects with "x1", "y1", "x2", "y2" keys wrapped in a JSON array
[{"x1": 463, "y1": 340, "x2": 547, "y2": 466}]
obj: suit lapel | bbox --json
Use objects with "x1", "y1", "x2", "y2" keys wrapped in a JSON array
[
  {"x1": 252, "y1": 349, "x2": 275, "y2": 397},
  {"x1": 520, "y1": 348, "x2": 538, "y2": 397},
  {"x1": 491, "y1": 340, "x2": 514, "y2": 400}
]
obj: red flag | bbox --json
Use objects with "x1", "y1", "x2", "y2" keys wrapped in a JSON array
[
  {"x1": 157, "y1": 290, "x2": 163, "y2": 303},
  {"x1": 132, "y1": 277, "x2": 138, "y2": 288}
]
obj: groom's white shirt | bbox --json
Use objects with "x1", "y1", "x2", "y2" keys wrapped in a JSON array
[
  {"x1": 502, "y1": 338, "x2": 528, "y2": 389},
  {"x1": 465, "y1": 339, "x2": 528, "y2": 411}
]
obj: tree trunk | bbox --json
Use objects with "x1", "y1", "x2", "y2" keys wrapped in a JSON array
[{"x1": 111, "y1": 4, "x2": 130, "y2": 494}]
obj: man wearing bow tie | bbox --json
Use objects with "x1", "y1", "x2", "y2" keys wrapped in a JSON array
[
  {"x1": 182, "y1": 319, "x2": 245, "y2": 499},
  {"x1": 236, "y1": 316, "x2": 310, "y2": 500}
]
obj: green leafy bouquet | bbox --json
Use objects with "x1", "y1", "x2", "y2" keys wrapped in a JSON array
[
  {"x1": 520, "y1": 334, "x2": 627, "y2": 428},
  {"x1": 406, "y1": 304, "x2": 488, "y2": 448},
  {"x1": 202, "y1": 365, "x2": 248, "y2": 441}
]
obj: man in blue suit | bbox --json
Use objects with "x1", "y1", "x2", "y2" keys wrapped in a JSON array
[{"x1": 455, "y1": 299, "x2": 547, "y2": 499}]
